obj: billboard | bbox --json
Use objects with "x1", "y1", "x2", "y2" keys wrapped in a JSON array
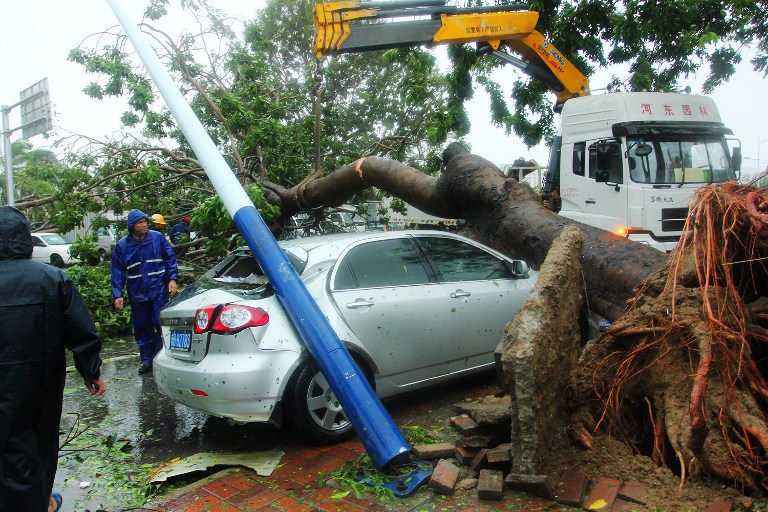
[{"x1": 19, "y1": 78, "x2": 53, "y2": 139}]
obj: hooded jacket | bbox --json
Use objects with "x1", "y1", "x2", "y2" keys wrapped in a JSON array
[
  {"x1": 111, "y1": 209, "x2": 179, "y2": 302},
  {"x1": 0, "y1": 206, "x2": 102, "y2": 509}
]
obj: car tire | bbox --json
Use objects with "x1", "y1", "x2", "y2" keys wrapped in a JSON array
[
  {"x1": 50, "y1": 253, "x2": 65, "y2": 268},
  {"x1": 291, "y1": 359, "x2": 371, "y2": 444}
]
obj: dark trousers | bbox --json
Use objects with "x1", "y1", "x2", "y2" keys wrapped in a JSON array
[{"x1": 131, "y1": 298, "x2": 167, "y2": 365}]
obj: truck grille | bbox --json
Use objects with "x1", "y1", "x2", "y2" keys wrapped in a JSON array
[{"x1": 661, "y1": 207, "x2": 689, "y2": 232}]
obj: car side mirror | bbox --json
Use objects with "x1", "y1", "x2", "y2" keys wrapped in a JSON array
[{"x1": 511, "y1": 260, "x2": 529, "y2": 276}]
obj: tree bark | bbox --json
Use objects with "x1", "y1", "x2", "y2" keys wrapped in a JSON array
[{"x1": 263, "y1": 144, "x2": 667, "y2": 321}]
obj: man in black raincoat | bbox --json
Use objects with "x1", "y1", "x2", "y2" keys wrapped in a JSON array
[{"x1": 0, "y1": 206, "x2": 106, "y2": 511}]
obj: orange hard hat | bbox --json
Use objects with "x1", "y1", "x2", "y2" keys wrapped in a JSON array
[{"x1": 151, "y1": 213, "x2": 166, "y2": 225}]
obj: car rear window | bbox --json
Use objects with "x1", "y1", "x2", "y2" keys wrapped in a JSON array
[{"x1": 197, "y1": 248, "x2": 306, "y2": 291}]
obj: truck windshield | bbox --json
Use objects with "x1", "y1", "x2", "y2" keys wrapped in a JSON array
[{"x1": 627, "y1": 136, "x2": 736, "y2": 185}]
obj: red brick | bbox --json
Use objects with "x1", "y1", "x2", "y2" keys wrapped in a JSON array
[
  {"x1": 612, "y1": 498, "x2": 641, "y2": 512},
  {"x1": 239, "y1": 488, "x2": 286, "y2": 509},
  {"x1": 205, "y1": 503, "x2": 245, "y2": 512},
  {"x1": 618, "y1": 480, "x2": 649, "y2": 505},
  {"x1": 413, "y1": 442, "x2": 456, "y2": 460},
  {"x1": 486, "y1": 443, "x2": 512, "y2": 463},
  {"x1": 284, "y1": 467, "x2": 321, "y2": 485},
  {"x1": 455, "y1": 446, "x2": 480, "y2": 466},
  {"x1": 292, "y1": 445, "x2": 324, "y2": 458},
  {"x1": 456, "y1": 433, "x2": 501, "y2": 448},
  {"x1": 704, "y1": 502, "x2": 732, "y2": 512},
  {"x1": 272, "y1": 495, "x2": 314, "y2": 511},
  {"x1": 313, "y1": 457, "x2": 347, "y2": 475},
  {"x1": 429, "y1": 459, "x2": 460, "y2": 495},
  {"x1": 450, "y1": 414, "x2": 481, "y2": 435},
  {"x1": 228, "y1": 482, "x2": 270, "y2": 506},
  {"x1": 557, "y1": 469, "x2": 588, "y2": 507},
  {"x1": 343, "y1": 439, "x2": 366, "y2": 455},
  {"x1": 163, "y1": 488, "x2": 218, "y2": 512},
  {"x1": 470, "y1": 448, "x2": 490, "y2": 472},
  {"x1": 302, "y1": 451, "x2": 337, "y2": 469},
  {"x1": 169, "y1": 492, "x2": 221, "y2": 512},
  {"x1": 503, "y1": 473, "x2": 556, "y2": 500},
  {"x1": 341, "y1": 494, "x2": 384, "y2": 511},
  {"x1": 326, "y1": 444, "x2": 360, "y2": 461},
  {"x1": 477, "y1": 469, "x2": 504, "y2": 500},
  {"x1": 202, "y1": 478, "x2": 242, "y2": 500},
  {"x1": 316, "y1": 499, "x2": 368, "y2": 512},
  {"x1": 215, "y1": 471, "x2": 258, "y2": 491},
  {"x1": 583, "y1": 477, "x2": 622, "y2": 510}
]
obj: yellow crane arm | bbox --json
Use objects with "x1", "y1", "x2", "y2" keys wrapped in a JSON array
[{"x1": 313, "y1": 1, "x2": 589, "y2": 105}]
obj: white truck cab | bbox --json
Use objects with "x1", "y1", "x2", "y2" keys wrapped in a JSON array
[{"x1": 542, "y1": 92, "x2": 742, "y2": 252}]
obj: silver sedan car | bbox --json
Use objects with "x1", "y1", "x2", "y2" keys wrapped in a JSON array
[{"x1": 154, "y1": 230, "x2": 537, "y2": 443}]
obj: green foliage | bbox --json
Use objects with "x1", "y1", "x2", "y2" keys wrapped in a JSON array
[
  {"x1": 331, "y1": 454, "x2": 397, "y2": 504},
  {"x1": 66, "y1": 264, "x2": 133, "y2": 338},
  {"x1": 191, "y1": 183, "x2": 280, "y2": 258},
  {"x1": 70, "y1": 234, "x2": 102, "y2": 266},
  {"x1": 17, "y1": 0, "x2": 763, "y2": 248},
  {"x1": 58, "y1": 412, "x2": 162, "y2": 509}
]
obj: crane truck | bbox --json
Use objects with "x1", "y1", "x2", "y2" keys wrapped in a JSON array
[{"x1": 313, "y1": 0, "x2": 743, "y2": 252}]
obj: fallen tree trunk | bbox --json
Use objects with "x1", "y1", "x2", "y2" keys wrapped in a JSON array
[
  {"x1": 262, "y1": 144, "x2": 666, "y2": 321},
  {"x1": 263, "y1": 145, "x2": 768, "y2": 491}
]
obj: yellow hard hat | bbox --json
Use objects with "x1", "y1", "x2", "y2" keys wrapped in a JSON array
[{"x1": 151, "y1": 213, "x2": 166, "y2": 225}]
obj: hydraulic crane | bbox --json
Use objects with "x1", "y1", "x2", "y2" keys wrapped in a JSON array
[{"x1": 313, "y1": 0, "x2": 590, "y2": 107}]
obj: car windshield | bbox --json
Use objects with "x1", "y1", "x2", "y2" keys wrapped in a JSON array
[
  {"x1": 196, "y1": 248, "x2": 307, "y2": 292},
  {"x1": 38, "y1": 234, "x2": 70, "y2": 245},
  {"x1": 627, "y1": 136, "x2": 736, "y2": 185}
]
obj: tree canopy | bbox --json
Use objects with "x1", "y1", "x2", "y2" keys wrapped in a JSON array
[{"x1": 6, "y1": 0, "x2": 766, "y2": 256}]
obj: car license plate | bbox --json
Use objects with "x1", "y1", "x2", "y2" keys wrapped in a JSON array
[{"x1": 170, "y1": 330, "x2": 192, "y2": 351}]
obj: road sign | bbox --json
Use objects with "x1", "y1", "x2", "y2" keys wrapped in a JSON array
[{"x1": 20, "y1": 78, "x2": 53, "y2": 139}]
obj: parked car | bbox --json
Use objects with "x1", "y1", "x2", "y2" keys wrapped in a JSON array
[
  {"x1": 31, "y1": 232, "x2": 77, "y2": 268},
  {"x1": 154, "y1": 231, "x2": 537, "y2": 443},
  {"x1": 95, "y1": 225, "x2": 118, "y2": 259}
]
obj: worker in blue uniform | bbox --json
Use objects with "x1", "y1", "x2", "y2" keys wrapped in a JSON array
[{"x1": 111, "y1": 209, "x2": 178, "y2": 374}]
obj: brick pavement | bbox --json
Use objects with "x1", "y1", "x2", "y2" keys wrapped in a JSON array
[
  {"x1": 150, "y1": 437, "x2": 559, "y2": 511},
  {"x1": 144, "y1": 374, "x2": 739, "y2": 511},
  {"x1": 148, "y1": 375, "x2": 560, "y2": 511}
]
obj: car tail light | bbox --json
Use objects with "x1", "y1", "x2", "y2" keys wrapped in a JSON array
[
  {"x1": 193, "y1": 304, "x2": 269, "y2": 334},
  {"x1": 193, "y1": 306, "x2": 218, "y2": 334}
]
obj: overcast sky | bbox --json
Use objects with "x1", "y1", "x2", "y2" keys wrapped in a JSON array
[{"x1": 2, "y1": 0, "x2": 767, "y2": 177}]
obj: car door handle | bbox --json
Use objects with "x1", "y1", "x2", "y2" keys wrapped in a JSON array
[
  {"x1": 585, "y1": 199, "x2": 596, "y2": 204},
  {"x1": 450, "y1": 291, "x2": 471, "y2": 299},
  {"x1": 346, "y1": 300, "x2": 374, "y2": 309}
]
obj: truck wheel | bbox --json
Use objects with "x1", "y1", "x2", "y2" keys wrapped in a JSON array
[
  {"x1": 50, "y1": 254, "x2": 64, "y2": 268},
  {"x1": 98, "y1": 248, "x2": 107, "y2": 261},
  {"x1": 291, "y1": 358, "x2": 372, "y2": 444}
]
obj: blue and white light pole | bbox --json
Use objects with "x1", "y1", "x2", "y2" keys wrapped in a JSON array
[{"x1": 104, "y1": 0, "x2": 424, "y2": 477}]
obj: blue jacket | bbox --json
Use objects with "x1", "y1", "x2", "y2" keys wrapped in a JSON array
[
  {"x1": 111, "y1": 209, "x2": 179, "y2": 302},
  {"x1": 169, "y1": 222, "x2": 191, "y2": 244}
]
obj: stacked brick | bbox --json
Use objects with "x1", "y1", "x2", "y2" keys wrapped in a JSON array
[{"x1": 413, "y1": 397, "x2": 733, "y2": 510}]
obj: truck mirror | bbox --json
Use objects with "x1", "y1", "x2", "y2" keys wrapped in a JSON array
[
  {"x1": 635, "y1": 143, "x2": 652, "y2": 157},
  {"x1": 732, "y1": 146, "x2": 742, "y2": 173},
  {"x1": 596, "y1": 141, "x2": 612, "y2": 170}
]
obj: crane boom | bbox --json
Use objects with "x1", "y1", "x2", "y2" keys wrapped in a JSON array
[{"x1": 313, "y1": 1, "x2": 590, "y2": 105}]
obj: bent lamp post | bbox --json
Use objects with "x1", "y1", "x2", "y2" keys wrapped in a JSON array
[{"x1": 106, "y1": 0, "x2": 431, "y2": 494}]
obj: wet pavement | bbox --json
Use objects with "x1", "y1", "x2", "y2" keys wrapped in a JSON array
[{"x1": 56, "y1": 345, "x2": 548, "y2": 511}]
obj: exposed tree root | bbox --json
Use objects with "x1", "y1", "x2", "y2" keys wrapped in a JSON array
[{"x1": 569, "y1": 182, "x2": 768, "y2": 493}]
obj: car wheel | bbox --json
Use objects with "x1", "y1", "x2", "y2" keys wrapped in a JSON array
[
  {"x1": 50, "y1": 254, "x2": 64, "y2": 268},
  {"x1": 291, "y1": 360, "x2": 368, "y2": 444}
]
